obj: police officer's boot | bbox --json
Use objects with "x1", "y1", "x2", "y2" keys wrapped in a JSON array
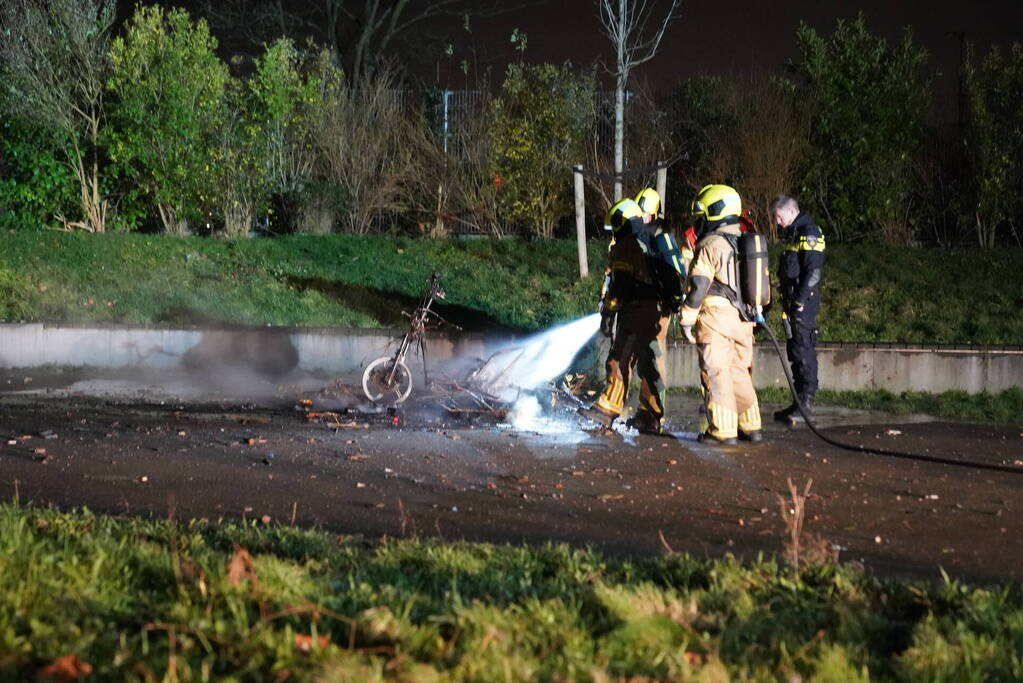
[
  {"x1": 790, "y1": 393, "x2": 816, "y2": 426},
  {"x1": 773, "y1": 400, "x2": 798, "y2": 423}
]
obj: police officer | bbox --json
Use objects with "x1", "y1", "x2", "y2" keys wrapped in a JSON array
[
  {"x1": 579, "y1": 190, "x2": 683, "y2": 435},
  {"x1": 771, "y1": 194, "x2": 825, "y2": 425},
  {"x1": 678, "y1": 184, "x2": 763, "y2": 444}
]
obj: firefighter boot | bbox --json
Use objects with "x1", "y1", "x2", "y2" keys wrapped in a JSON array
[
  {"x1": 697, "y1": 431, "x2": 738, "y2": 446},
  {"x1": 738, "y1": 429, "x2": 764, "y2": 443},
  {"x1": 626, "y1": 411, "x2": 663, "y2": 436},
  {"x1": 578, "y1": 405, "x2": 616, "y2": 429}
]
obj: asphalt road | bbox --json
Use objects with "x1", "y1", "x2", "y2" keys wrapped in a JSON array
[{"x1": 2, "y1": 371, "x2": 1021, "y2": 585}]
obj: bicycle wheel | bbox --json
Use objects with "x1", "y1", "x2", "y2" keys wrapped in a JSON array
[{"x1": 362, "y1": 356, "x2": 413, "y2": 403}]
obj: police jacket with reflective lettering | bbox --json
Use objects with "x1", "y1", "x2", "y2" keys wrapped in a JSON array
[{"x1": 778, "y1": 212, "x2": 825, "y2": 309}]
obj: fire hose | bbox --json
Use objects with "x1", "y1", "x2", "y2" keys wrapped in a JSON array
[{"x1": 756, "y1": 315, "x2": 1023, "y2": 476}]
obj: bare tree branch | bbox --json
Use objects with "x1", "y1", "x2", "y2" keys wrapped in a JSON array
[
  {"x1": 190, "y1": 0, "x2": 518, "y2": 83},
  {"x1": 596, "y1": 0, "x2": 681, "y2": 200}
]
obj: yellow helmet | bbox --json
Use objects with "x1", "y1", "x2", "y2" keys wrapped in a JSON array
[
  {"x1": 634, "y1": 187, "x2": 661, "y2": 217},
  {"x1": 603, "y1": 198, "x2": 643, "y2": 232},
  {"x1": 693, "y1": 184, "x2": 741, "y2": 223}
]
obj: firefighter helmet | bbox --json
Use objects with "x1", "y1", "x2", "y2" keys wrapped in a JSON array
[
  {"x1": 603, "y1": 198, "x2": 643, "y2": 232},
  {"x1": 634, "y1": 187, "x2": 661, "y2": 217},
  {"x1": 692, "y1": 184, "x2": 741, "y2": 223}
]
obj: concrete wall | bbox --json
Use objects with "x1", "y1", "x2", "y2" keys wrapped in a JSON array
[
  {"x1": 662, "y1": 342, "x2": 1023, "y2": 394},
  {"x1": 1, "y1": 323, "x2": 1021, "y2": 394}
]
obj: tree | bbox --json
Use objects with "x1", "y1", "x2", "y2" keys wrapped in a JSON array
[
  {"x1": 963, "y1": 42, "x2": 1023, "y2": 247},
  {"x1": 489, "y1": 62, "x2": 595, "y2": 238},
  {"x1": 791, "y1": 14, "x2": 931, "y2": 243},
  {"x1": 234, "y1": 39, "x2": 333, "y2": 235},
  {"x1": 713, "y1": 73, "x2": 806, "y2": 236},
  {"x1": 0, "y1": 116, "x2": 78, "y2": 229},
  {"x1": 311, "y1": 66, "x2": 417, "y2": 234},
  {"x1": 107, "y1": 6, "x2": 231, "y2": 235},
  {"x1": 0, "y1": 0, "x2": 115, "y2": 232},
  {"x1": 663, "y1": 74, "x2": 735, "y2": 198},
  {"x1": 597, "y1": 0, "x2": 681, "y2": 200},
  {"x1": 191, "y1": 0, "x2": 512, "y2": 84}
]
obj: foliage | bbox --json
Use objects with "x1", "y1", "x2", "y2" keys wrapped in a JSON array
[
  {"x1": 2, "y1": 504, "x2": 1022, "y2": 680},
  {"x1": 0, "y1": 0, "x2": 115, "y2": 232},
  {"x1": 0, "y1": 117, "x2": 77, "y2": 227},
  {"x1": 791, "y1": 14, "x2": 932, "y2": 243},
  {"x1": 106, "y1": 5, "x2": 231, "y2": 235},
  {"x1": 489, "y1": 63, "x2": 595, "y2": 238},
  {"x1": 310, "y1": 66, "x2": 416, "y2": 235},
  {"x1": 663, "y1": 72, "x2": 804, "y2": 235},
  {"x1": 663, "y1": 74, "x2": 736, "y2": 195},
  {"x1": 913, "y1": 126, "x2": 975, "y2": 247},
  {"x1": 406, "y1": 89, "x2": 502, "y2": 238},
  {"x1": 248, "y1": 42, "x2": 342, "y2": 235},
  {"x1": 962, "y1": 42, "x2": 1023, "y2": 248}
]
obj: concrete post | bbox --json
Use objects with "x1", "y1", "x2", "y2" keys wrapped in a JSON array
[
  {"x1": 656, "y1": 163, "x2": 667, "y2": 217},
  {"x1": 574, "y1": 165, "x2": 588, "y2": 279}
]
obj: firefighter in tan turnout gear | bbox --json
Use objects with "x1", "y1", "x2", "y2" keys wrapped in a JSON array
[
  {"x1": 578, "y1": 189, "x2": 684, "y2": 435},
  {"x1": 679, "y1": 185, "x2": 763, "y2": 444}
]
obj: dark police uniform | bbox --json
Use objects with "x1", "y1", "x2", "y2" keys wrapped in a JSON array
[{"x1": 778, "y1": 211, "x2": 825, "y2": 408}]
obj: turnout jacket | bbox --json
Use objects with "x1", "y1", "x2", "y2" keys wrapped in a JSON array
[
  {"x1": 679, "y1": 222, "x2": 743, "y2": 326},
  {"x1": 778, "y1": 212, "x2": 825, "y2": 309},
  {"x1": 606, "y1": 220, "x2": 685, "y2": 311}
]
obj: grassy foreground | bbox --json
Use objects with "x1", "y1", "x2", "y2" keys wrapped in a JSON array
[
  {"x1": 3, "y1": 230, "x2": 1023, "y2": 344},
  {"x1": 2, "y1": 504, "x2": 1021, "y2": 681}
]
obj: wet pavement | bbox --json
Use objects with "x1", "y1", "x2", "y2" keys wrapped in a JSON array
[{"x1": 1, "y1": 367, "x2": 1021, "y2": 585}]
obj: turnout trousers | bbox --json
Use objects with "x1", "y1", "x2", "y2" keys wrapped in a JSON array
[
  {"x1": 695, "y1": 301, "x2": 761, "y2": 440},
  {"x1": 595, "y1": 299, "x2": 668, "y2": 422}
]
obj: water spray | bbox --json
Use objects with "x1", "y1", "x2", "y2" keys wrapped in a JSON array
[{"x1": 469, "y1": 313, "x2": 601, "y2": 431}]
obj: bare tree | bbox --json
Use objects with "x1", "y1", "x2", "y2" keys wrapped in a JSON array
[
  {"x1": 0, "y1": 0, "x2": 115, "y2": 232},
  {"x1": 597, "y1": 0, "x2": 681, "y2": 200},
  {"x1": 312, "y1": 67, "x2": 415, "y2": 234},
  {"x1": 192, "y1": 0, "x2": 513, "y2": 83},
  {"x1": 727, "y1": 73, "x2": 805, "y2": 238},
  {"x1": 585, "y1": 76, "x2": 675, "y2": 212}
]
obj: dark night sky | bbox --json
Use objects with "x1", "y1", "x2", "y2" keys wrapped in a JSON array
[
  {"x1": 125, "y1": 1, "x2": 1023, "y2": 123},
  {"x1": 454, "y1": 0, "x2": 1023, "y2": 122}
]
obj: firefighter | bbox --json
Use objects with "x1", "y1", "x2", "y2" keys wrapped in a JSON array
[
  {"x1": 630, "y1": 188, "x2": 684, "y2": 433},
  {"x1": 678, "y1": 184, "x2": 763, "y2": 444},
  {"x1": 771, "y1": 194, "x2": 825, "y2": 425},
  {"x1": 578, "y1": 190, "x2": 682, "y2": 435}
]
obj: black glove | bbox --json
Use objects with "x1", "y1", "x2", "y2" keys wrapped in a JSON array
[{"x1": 600, "y1": 312, "x2": 615, "y2": 338}]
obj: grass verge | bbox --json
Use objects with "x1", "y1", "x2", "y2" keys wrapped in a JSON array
[
  {"x1": 748, "y1": 386, "x2": 1023, "y2": 424},
  {"x1": 3, "y1": 231, "x2": 1023, "y2": 343},
  {"x1": 2, "y1": 503, "x2": 1021, "y2": 681}
]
